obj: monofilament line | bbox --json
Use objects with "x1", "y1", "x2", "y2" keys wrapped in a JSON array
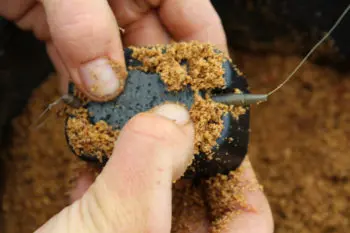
[
  {"x1": 32, "y1": 94, "x2": 82, "y2": 129},
  {"x1": 267, "y1": 3, "x2": 350, "y2": 96},
  {"x1": 31, "y1": 96, "x2": 64, "y2": 129}
]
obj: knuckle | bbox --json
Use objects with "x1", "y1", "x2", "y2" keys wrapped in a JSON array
[
  {"x1": 53, "y1": 12, "x2": 111, "y2": 42},
  {"x1": 51, "y1": 12, "x2": 114, "y2": 60},
  {"x1": 53, "y1": 14, "x2": 92, "y2": 40}
]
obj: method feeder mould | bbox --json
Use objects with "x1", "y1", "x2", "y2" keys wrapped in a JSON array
[
  {"x1": 65, "y1": 44, "x2": 253, "y2": 180},
  {"x1": 41, "y1": 3, "x2": 349, "y2": 181}
]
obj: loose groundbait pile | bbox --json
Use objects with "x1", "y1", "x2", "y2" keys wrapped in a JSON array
[{"x1": 1, "y1": 50, "x2": 350, "y2": 233}]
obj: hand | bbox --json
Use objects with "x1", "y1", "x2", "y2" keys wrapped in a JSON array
[
  {"x1": 33, "y1": 103, "x2": 273, "y2": 233},
  {"x1": 1, "y1": 1, "x2": 273, "y2": 232},
  {"x1": 0, "y1": 0, "x2": 228, "y2": 101}
]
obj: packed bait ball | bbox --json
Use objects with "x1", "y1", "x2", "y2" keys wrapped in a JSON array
[{"x1": 65, "y1": 41, "x2": 250, "y2": 180}]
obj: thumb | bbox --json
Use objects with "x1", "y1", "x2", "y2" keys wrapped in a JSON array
[
  {"x1": 40, "y1": 0, "x2": 126, "y2": 101},
  {"x1": 35, "y1": 103, "x2": 195, "y2": 233}
]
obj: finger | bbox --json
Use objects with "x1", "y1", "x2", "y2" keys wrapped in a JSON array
[
  {"x1": 0, "y1": 0, "x2": 36, "y2": 21},
  {"x1": 206, "y1": 158, "x2": 274, "y2": 233},
  {"x1": 158, "y1": 0, "x2": 228, "y2": 52},
  {"x1": 108, "y1": 0, "x2": 170, "y2": 45},
  {"x1": 110, "y1": 0, "x2": 226, "y2": 51},
  {"x1": 122, "y1": 10, "x2": 171, "y2": 46},
  {"x1": 39, "y1": 0, "x2": 127, "y2": 101},
  {"x1": 13, "y1": 2, "x2": 50, "y2": 41},
  {"x1": 35, "y1": 103, "x2": 195, "y2": 233},
  {"x1": 223, "y1": 160, "x2": 274, "y2": 233}
]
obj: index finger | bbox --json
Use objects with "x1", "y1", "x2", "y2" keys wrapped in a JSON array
[
  {"x1": 40, "y1": 0, "x2": 126, "y2": 101},
  {"x1": 158, "y1": 0, "x2": 228, "y2": 52},
  {"x1": 207, "y1": 158, "x2": 274, "y2": 233}
]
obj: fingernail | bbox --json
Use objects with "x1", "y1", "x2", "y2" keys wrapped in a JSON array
[
  {"x1": 79, "y1": 58, "x2": 122, "y2": 99},
  {"x1": 152, "y1": 103, "x2": 191, "y2": 125}
]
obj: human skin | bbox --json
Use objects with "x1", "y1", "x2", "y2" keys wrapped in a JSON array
[{"x1": 0, "y1": 1, "x2": 274, "y2": 232}]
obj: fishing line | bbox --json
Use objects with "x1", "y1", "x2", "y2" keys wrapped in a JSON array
[
  {"x1": 211, "y1": 3, "x2": 350, "y2": 106},
  {"x1": 267, "y1": 4, "x2": 350, "y2": 96}
]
